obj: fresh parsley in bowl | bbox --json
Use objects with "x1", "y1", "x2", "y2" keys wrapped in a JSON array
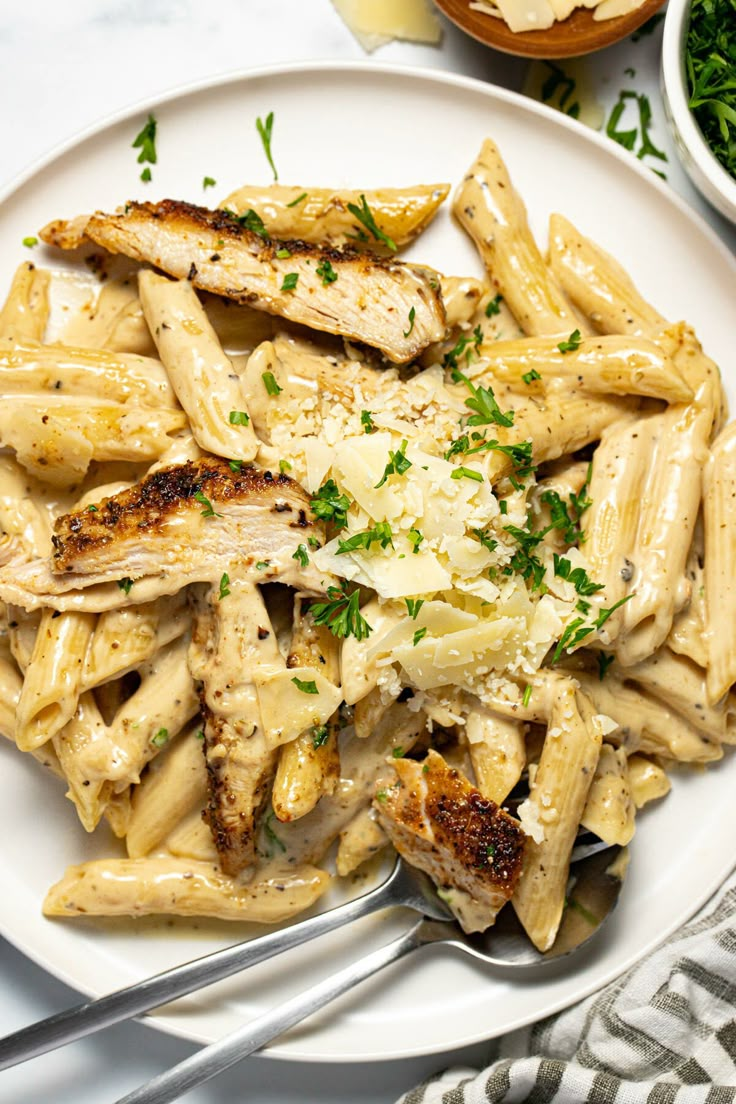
[{"x1": 662, "y1": 0, "x2": 736, "y2": 223}]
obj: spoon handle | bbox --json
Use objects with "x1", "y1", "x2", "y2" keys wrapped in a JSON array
[
  {"x1": 0, "y1": 867, "x2": 400, "y2": 1071},
  {"x1": 114, "y1": 921, "x2": 424, "y2": 1104}
]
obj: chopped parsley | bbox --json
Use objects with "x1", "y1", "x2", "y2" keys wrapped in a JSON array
[
  {"x1": 256, "y1": 111, "x2": 278, "y2": 180},
  {"x1": 408, "y1": 528, "x2": 424, "y2": 554},
  {"x1": 443, "y1": 326, "x2": 483, "y2": 373},
  {"x1": 337, "y1": 522, "x2": 393, "y2": 555},
  {"x1": 346, "y1": 194, "x2": 397, "y2": 252},
  {"x1": 232, "y1": 208, "x2": 270, "y2": 240},
  {"x1": 262, "y1": 370, "x2": 282, "y2": 396},
  {"x1": 312, "y1": 724, "x2": 329, "y2": 749},
  {"x1": 392, "y1": 747, "x2": 404, "y2": 758},
  {"x1": 87, "y1": 504, "x2": 98, "y2": 512},
  {"x1": 279, "y1": 459, "x2": 292, "y2": 473},
  {"x1": 360, "y1": 409, "x2": 376, "y2": 434},
  {"x1": 445, "y1": 435, "x2": 534, "y2": 482},
  {"x1": 405, "y1": 598, "x2": 424, "y2": 620},
  {"x1": 132, "y1": 114, "x2": 157, "y2": 178},
  {"x1": 553, "y1": 554, "x2": 605, "y2": 596},
  {"x1": 286, "y1": 191, "x2": 308, "y2": 208},
  {"x1": 557, "y1": 329, "x2": 582, "y2": 354},
  {"x1": 281, "y1": 273, "x2": 298, "y2": 291},
  {"x1": 218, "y1": 572, "x2": 231, "y2": 600},
  {"x1": 453, "y1": 369, "x2": 515, "y2": 429},
  {"x1": 316, "y1": 259, "x2": 338, "y2": 285},
  {"x1": 503, "y1": 524, "x2": 547, "y2": 591},
  {"x1": 203, "y1": 176, "x2": 216, "y2": 189},
  {"x1": 310, "y1": 479, "x2": 351, "y2": 530},
  {"x1": 485, "y1": 293, "x2": 503, "y2": 317},
  {"x1": 522, "y1": 368, "x2": 542, "y2": 384},
  {"x1": 151, "y1": 727, "x2": 169, "y2": 748},
  {"x1": 472, "y1": 528, "x2": 497, "y2": 554},
  {"x1": 413, "y1": 627, "x2": 428, "y2": 646},
  {"x1": 451, "y1": 466, "x2": 483, "y2": 483},
  {"x1": 228, "y1": 460, "x2": 243, "y2": 473},
  {"x1": 255, "y1": 560, "x2": 270, "y2": 571},
  {"x1": 117, "y1": 577, "x2": 134, "y2": 596},
  {"x1": 291, "y1": 676, "x2": 318, "y2": 695},
  {"x1": 522, "y1": 684, "x2": 533, "y2": 707},
  {"x1": 541, "y1": 484, "x2": 591, "y2": 545},
  {"x1": 686, "y1": 0, "x2": 736, "y2": 179},
  {"x1": 606, "y1": 91, "x2": 668, "y2": 173},
  {"x1": 276, "y1": 247, "x2": 291, "y2": 259},
  {"x1": 403, "y1": 306, "x2": 416, "y2": 338},
  {"x1": 311, "y1": 583, "x2": 373, "y2": 641},
  {"x1": 229, "y1": 410, "x2": 250, "y2": 426},
  {"x1": 193, "y1": 490, "x2": 220, "y2": 518},
  {"x1": 539, "y1": 61, "x2": 581, "y2": 119},
  {"x1": 22, "y1": 236, "x2": 38, "y2": 248},
  {"x1": 140, "y1": 167, "x2": 152, "y2": 183},
  {"x1": 597, "y1": 652, "x2": 615, "y2": 680},
  {"x1": 551, "y1": 595, "x2": 634, "y2": 663},
  {"x1": 292, "y1": 544, "x2": 309, "y2": 567},
  {"x1": 375, "y1": 439, "x2": 412, "y2": 488},
  {"x1": 195, "y1": 729, "x2": 205, "y2": 741}
]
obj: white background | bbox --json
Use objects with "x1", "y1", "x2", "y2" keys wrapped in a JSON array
[{"x1": 0, "y1": 3, "x2": 733, "y2": 1102}]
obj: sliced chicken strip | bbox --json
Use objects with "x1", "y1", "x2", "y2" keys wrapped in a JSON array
[
  {"x1": 374, "y1": 749, "x2": 526, "y2": 933},
  {"x1": 43, "y1": 200, "x2": 446, "y2": 363}
]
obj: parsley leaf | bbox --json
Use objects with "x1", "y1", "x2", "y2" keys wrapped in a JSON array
[
  {"x1": 597, "y1": 652, "x2": 615, "y2": 680},
  {"x1": 405, "y1": 598, "x2": 424, "y2": 620},
  {"x1": 193, "y1": 490, "x2": 220, "y2": 518},
  {"x1": 292, "y1": 544, "x2": 309, "y2": 567},
  {"x1": 228, "y1": 207, "x2": 270, "y2": 240},
  {"x1": 316, "y1": 259, "x2": 338, "y2": 285},
  {"x1": 117, "y1": 577, "x2": 134, "y2": 596},
  {"x1": 413, "y1": 627, "x2": 428, "y2": 646},
  {"x1": 256, "y1": 111, "x2": 278, "y2": 180},
  {"x1": 443, "y1": 326, "x2": 483, "y2": 373},
  {"x1": 229, "y1": 410, "x2": 250, "y2": 426},
  {"x1": 557, "y1": 329, "x2": 582, "y2": 353},
  {"x1": 281, "y1": 272, "x2": 298, "y2": 291},
  {"x1": 310, "y1": 479, "x2": 351, "y2": 530},
  {"x1": 375, "y1": 439, "x2": 411, "y2": 489},
  {"x1": 336, "y1": 522, "x2": 393, "y2": 555},
  {"x1": 451, "y1": 466, "x2": 483, "y2": 482},
  {"x1": 203, "y1": 176, "x2": 216, "y2": 189},
  {"x1": 346, "y1": 194, "x2": 397, "y2": 252},
  {"x1": 150, "y1": 727, "x2": 169, "y2": 748},
  {"x1": 262, "y1": 371, "x2": 282, "y2": 396},
  {"x1": 312, "y1": 724, "x2": 329, "y2": 749},
  {"x1": 485, "y1": 293, "x2": 502, "y2": 317},
  {"x1": 311, "y1": 584, "x2": 373, "y2": 641},
  {"x1": 22, "y1": 236, "x2": 38, "y2": 248},
  {"x1": 291, "y1": 676, "x2": 318, "y2": 694},
  {"x1": 404, "y1": 306, "x2": 416, "y2": 338},
  {"x1": 218, "y1": 572, "x2": 231, "y2": 600},
  {"x1": 360, "y1": 410, "x2": 376, "y2": 434},
  {"x1": 132, "y1": 114, "x2": 157, "y2": 173},
  {"x1": 522, "y1": 368, "x2": 542, "y2": 384},
  {"x1": 286, "y1": 191, "x2": 308, "y2": 208}
]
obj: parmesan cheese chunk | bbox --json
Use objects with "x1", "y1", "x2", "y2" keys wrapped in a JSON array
[{"x1": 331, "y1": 0, "x2": 442, "y2": 52}]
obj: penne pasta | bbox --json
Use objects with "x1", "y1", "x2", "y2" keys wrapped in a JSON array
[
  {"x1": 126, "y1": 722, "x2": 207, "y2": 858},
  {"x1": 703, "y1": 421, "x2": 736, "y2": 704},
  {"x1": 0, "y1": 262, "x2": 50, "y2": 343}
]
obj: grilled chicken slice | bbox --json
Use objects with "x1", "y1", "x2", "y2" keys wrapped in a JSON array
[
  {"x1": 374, "y1": 749, "x2": 526, "y2": 933},
  {"x1": 189, "y1": 580, "x2": 284, "y2": 878},
  {"x1": 44, "y1": 200, "x2": 446, "y2": 363},
  {"x1": 50, "y1": 457, "x2": 324, "y2": 589}
]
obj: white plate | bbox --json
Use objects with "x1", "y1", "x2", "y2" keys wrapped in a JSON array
[{"x1": 1, "y1": 62, "x2": 735, "y2": 1064}]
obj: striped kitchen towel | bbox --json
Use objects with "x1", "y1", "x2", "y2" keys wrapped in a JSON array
[{"x1": 398, "y1": 870, "x2": 736, "y2": 1104}]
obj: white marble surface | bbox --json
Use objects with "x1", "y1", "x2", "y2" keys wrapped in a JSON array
[{"x1": 0, "y1": 3, "x2": 734, "y2": 1102}]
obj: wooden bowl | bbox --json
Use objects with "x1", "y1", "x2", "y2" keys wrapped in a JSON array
[{"x1": 434, "y1": 0, "x2": 666, "y2": 57}]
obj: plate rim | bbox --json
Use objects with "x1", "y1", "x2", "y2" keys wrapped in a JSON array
[{"x1": 1, "y1": 59, "x2": 736, "y2": 1063}]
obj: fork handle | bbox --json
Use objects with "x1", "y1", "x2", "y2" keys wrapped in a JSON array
[
  {"x1": 0, "y1": 871, "x2": 398, "y2": 1071},
  {"x1": 114, "y1": 921, "x2": 425, "y2": 1104}
]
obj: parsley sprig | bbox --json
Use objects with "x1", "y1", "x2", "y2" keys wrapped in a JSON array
[
  {"x1": 311, "y1": 584, "x2": 373, "y2": 641},
  {"x1": 310, "y1": 479, "x2": 351, "y2": 530},
  {"x1": 346, "y1": 194, "x2": 397, "y2": 252},
  {"x1": 337, "y1": 522, "x2": 394, "y2": 555},
  {"x1": 132, "y1": 114, "x2": 157, "y2": 182},
  {"x1": 375, "y1": 440, "x2": 412, "y2": 488}
]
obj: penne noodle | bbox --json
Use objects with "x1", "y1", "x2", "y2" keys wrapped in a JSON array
[
  {"x1": 627, "y1": 755, "x2": 671, "y2": 808},
  {"x1": 15, "y1": 608, "x2": 96, "y2": 751},
  {"x1": 52, "y1": 693, "x2": 114, "y2": 832},
  {"x1": 453, "y1": 139, "x2": 583, "y2": 337},
  {"x1": 667, "y1": 517, "x2": 708, "y2": 669},
  {"x1": 0, "y1": 262, "x2": 50, "y2": 342},
  {"x1": 82, "y1": 593, "x2": 189, "y2": 691},
  {"x1": 126, "y1": 722, "x2": 208, "y2": 859},
  {"x1": 139, "y1": 271, "x2": 259, "y2": 460},
  {"x1": 548, "y1": 213, "x2": 666, "y2": 336},
  {"x1": 220, "y1": 182, "x2": 450, "y2": 250},
  {"x1": 166, "y1": 810, "x2": 218, "y2": 862},
  {"x1": 703, "y1": 421, "x2": 736, "y2": 704},
  {"x1": 464, "y1": 709, "x2": 525, "y2": 804},
  {"x1": 580, "y1": 744, "x2": 635, "y2": 846},
  {"x1": 335, "y1": 806, "x2": 388, "y2": 877},
  {"x1": 478, "y1": 333, "x2": 692, "y2": 404},
  {"x1": 512, "y1": 682, "x2": 601, "y2": 952},
  {"x1": 0, "y1": 339, "x2": 178, "y2": 407},
  {"x1": 624, "y1": 647, "x2": 728, "y2": 740},
  {"x1": 0, "y1": 397, "x2": 186, "y2": 485},
  {"x1": 43, "y1": 857, "x2": 331, "y2": 922}
]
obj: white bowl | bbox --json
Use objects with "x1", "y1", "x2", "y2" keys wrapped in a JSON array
[{"x1": 661, "y1": 0, "x2": 736, "y2": 224}]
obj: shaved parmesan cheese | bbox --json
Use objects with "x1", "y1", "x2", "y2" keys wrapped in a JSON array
[
  {"x1": 255, "y1": 666, "x2": 343, "y2": 747},
  {"x1": 332, "y1": 0, "x2": 442, "y2": 52}
]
